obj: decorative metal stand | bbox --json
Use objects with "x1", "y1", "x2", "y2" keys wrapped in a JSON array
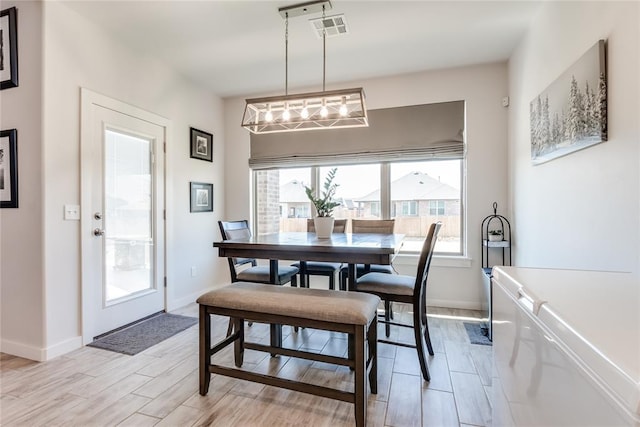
[
  {"x1": 480, "y1": 202, "x2": 512, "y2": 341},
  {"x1": 481, "y1": 202, "x2": 512, "y2": 271}
]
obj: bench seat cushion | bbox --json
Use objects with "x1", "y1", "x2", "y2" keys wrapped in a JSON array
[{"x1": 197, "y1": 282, "x2": 380, "y2": 325}]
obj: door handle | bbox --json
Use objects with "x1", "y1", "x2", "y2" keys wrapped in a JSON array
[{"x1": 93, "y1": 228, "x2": 105, "y2": 236}]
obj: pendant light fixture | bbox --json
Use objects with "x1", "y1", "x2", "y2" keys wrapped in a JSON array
[{"x1": 241, "y1": 0, "x2": 368, "y2": 134}]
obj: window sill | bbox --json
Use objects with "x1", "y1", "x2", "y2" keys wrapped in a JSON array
[{"x1": 394, "y1": 253, "x2": 472, "y2": 268}]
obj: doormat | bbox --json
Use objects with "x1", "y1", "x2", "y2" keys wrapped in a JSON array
[
  {"x1": 88, "y1": 313, "x2": 198, "y2": 355},
  {"x1": 463, "y1": 322, "x2": 492, "y2": 346}
]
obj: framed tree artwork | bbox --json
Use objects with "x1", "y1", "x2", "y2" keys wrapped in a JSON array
[
  {"x1": 190, "y1": 127, "x2": 213, "y2": 162},
  {"x1": 530, "y1": 40, "x2": 607, "y2": 165},
  {"x1": 190, "y1": 182, "x2": 213, "y2": 213},
  {"x1": 0, "y1": 129, "x2": 18, "y2": 208},
  {"x1": 0, "y1": 7, "x2": 18, "y2": 90}
]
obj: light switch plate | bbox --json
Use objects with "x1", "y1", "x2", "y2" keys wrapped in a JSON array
[{"x1": 64, "y1": 204, "x2": 80, "y2": 220}]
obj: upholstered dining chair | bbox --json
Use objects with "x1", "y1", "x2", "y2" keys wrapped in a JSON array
[
  {"x1": 218, "y1": 220, "x2": 298, "y2": 286},
  {"x1": 355, "y1": 222, "x2": 441, "y2": 382},
  {"x1": 339, "y1": 219, "x2": 396, "y2": 291},
  {"x1": 291, "y1": 219, "x2": 347, "y2": 290}
]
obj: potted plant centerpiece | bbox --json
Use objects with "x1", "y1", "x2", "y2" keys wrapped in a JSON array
[
  {"x1": 304, "y1": 168, "x2": 340, "y2": 239},
  {"x1": 488, "y1": 229, "x2": 504, "y2": 242}
]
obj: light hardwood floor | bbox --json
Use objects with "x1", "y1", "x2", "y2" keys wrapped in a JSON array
[{"x1": 1, "y1": 302, "x2": 492, "y2": 426}]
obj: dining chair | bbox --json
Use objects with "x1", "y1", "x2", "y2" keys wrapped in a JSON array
[
  {"x1": 339, "y1": 219, "x2": 396, "y2": 291},
  {"x1": 291, "y1": 219, "x2": 347, "y2": 289},
  {"x1": 218, "y1": 220, "x2": 299, "y2": 286},
  {"x1": 355, "y1": 222, "x2": 441, "y2": 382}
]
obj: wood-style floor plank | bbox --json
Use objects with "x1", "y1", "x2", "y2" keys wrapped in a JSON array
[{"x1": 0, "y1": 303, "x2": 492, "y2": 426}]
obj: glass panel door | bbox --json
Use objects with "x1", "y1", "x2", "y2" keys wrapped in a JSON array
[{"x1": 104, "y1": 129, "x2": 154, "y2": 304}]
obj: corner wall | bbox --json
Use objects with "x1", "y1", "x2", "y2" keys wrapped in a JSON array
[
  {"x1": 0, "y1": 0, "x2": 45, "y2": 360},
  {"x1": 508, "y1": 1, "x2": 639, "y2": 275},
  {"x1": 224, "y1": 62, "x2": 510, "y2": 309}
]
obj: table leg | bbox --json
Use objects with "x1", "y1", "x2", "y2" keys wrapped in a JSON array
[
  {"x1": 269, "y1": 259, "x2": 282, "y2": 353},
  {"x1": 348, "y1": 263, "x2": 357, "y2": 291},
  {"x1": 299, "y1": 260, "x2": 307, "y2": 288},
  {"x1": 269, "y1": 259, "x2": 278, "y2": 284}
]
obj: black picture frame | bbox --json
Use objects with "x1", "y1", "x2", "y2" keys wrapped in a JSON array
[
  {"x1": 0, "y1": 7, "x2": 18, "y2": 90},
  {"x1": 0, "y1": 129, "x2": 18, "y2": 208},
  {"x1": 190, "y1": 127, "x2": 213, "y2": 162},
  {"x1": 190, "y1": 182, "x2": 213, "y2": 213}
]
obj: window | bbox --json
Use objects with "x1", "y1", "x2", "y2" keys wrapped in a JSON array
[
  {"x1": 255, "y1": 159, "x2": 463, "y2": 255},
  {"x1": 429, "y1": 200, "x2": 445, "y2": 216},
  {"x1": 255, "y1": 167, "x2": 311, "y2": 235},
  {"x1": 400, "y1": 201, "x2": 418, "y2": 216}
]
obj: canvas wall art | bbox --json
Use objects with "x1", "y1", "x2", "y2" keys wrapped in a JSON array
[{"x1": 530, "y1": 40, "x2": 607, "y2": 165}]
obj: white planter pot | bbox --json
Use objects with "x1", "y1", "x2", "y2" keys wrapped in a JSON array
[
  {"x1": 488, "y1": 234, "x2": 503, "y2": 242},
  {"x1": 314, "y1": 217, "x2": 335, "y2": 239}
]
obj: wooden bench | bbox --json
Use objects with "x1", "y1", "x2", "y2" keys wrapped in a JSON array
[{"x1": 197, "y1": 281, "x2": 380, "y2": 427}]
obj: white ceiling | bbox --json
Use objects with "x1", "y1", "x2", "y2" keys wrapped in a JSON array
[{"x1": 62, "y1": 0, "x2": 541, "y2": 98}]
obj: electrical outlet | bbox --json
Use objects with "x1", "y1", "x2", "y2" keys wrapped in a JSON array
[
  {"x1": 64, "y1": 204, "x2": 80, "y2": 220},
  {"x1": 191, "y1": 266, "x2": 197, "y2": 277}
]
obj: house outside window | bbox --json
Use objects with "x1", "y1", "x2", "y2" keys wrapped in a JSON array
[{"x1": 255, "y1": 159, "x2": 463, "y2": 255}]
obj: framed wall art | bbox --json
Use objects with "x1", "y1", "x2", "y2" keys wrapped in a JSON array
[
  {"x1": 530, "y1": 39, "x2": 607, "y2": 165},
  {"x1": 0, "y1": 6, "x2": 18, "y2": 90},
  {"x1": 190, "y1": 127, "x2": 213, "y2": 162},
  {"x1": 0, "y1": 129, "x2": 18, "y2": 208},
  {"x1": 190, "y1": 182, "x2": 213, "y2": 213}
]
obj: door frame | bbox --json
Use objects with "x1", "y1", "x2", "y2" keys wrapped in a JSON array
[{"x1": 80, "y1": 88, "x2": 171, "y2": 344}]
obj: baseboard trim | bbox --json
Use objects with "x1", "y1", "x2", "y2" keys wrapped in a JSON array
[
  {"x1": 0, "y1": 335, "x2": 83, "y2": 361},
  {"x1": 428, "y1": 299, "x2": 482, "y2": 311},
  {"x1": 167, "y1": 286, "x2": 216, "y2": 312}
]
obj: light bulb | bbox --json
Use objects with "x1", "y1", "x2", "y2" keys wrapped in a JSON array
[
  {"x1": 320, "y1": 100, "x2": 328, "y2": 118},
  {"x1": 282, "y1": 103, "x2": 290, "y2": 121},
  {"x1": 264, "y1": 105, "x2": 273, "y2": 122},
  {"x1": 300, "y1": 101, "x2": 309, "y2": 119},
  {"x1": 339, "y1": 97, "x2": 348, "y2": 116}
]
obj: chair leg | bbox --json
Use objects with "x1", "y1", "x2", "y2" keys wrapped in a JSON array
[
  {"x1": 339, "y1": 270, "x2": 347, "y2": 291},
  {"x1": 419, "y1": 294, "x2": 434, "y2": 355},
  {"x1": 384, "y1": 300, "x2": 391, "y2": 337},
  {"x1": 329, "y1": 273, "x2": 335, "y2": 290},
  {"x1": 389, "y1": 302, "x2": 394, "y2": 320},
  {"x1": 199, "y1": 305, "x2": 211, "y2": 396},
  {"x1": 413, "y1": 307, "x2": 431, "y2": 382},
  {"x1": 291, "y1": 275, "x2": 298, "y2": 287}
]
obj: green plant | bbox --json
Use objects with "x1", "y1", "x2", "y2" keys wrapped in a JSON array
[
  {"x1": 304, "y1": 168, "x2": 340, "y2": 217},
  {"x1": 488, "y1": 229, "x2": 503, "y2": 235}
]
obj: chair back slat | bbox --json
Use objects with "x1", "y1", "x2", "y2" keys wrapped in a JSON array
[
  {"x1": 218, "y1": 220, "x2": 257, "y2": 281},
  {"x1": 351, "y1": 219, "x2": 395, "y2": 234},
  {"x1": 307, "y1": 218, "x2": 348, "y2": 233},
  {"x1": 413, "y1": 222, "x2": 442, "y2": 300}
]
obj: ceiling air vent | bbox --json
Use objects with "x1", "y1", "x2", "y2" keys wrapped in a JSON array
[{"x1": 309, "y1": 14, "x2": 349, "y2": 38}]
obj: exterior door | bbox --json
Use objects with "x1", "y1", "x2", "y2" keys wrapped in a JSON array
[{"x1": 80, "y1": 89, "x2": 168, "y2": 343}]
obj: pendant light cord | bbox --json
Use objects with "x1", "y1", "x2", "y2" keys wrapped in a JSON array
[
  {"x1": 285, "y1": 12, "x2": 289, "y2": 96},
  {"x1": 322, "y1": 5, "x2": 326, "y2": 92}
]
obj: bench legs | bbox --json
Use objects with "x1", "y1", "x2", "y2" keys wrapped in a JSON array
[
  {"x1": 199, "y1": 306, "x2": 377, "y2": 427},
  {"x1": 199, "y1": 304, "x2": 211, "y2": 395}
]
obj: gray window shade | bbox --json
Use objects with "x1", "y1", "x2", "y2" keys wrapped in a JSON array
[{"x1": 249, "y1": 100, "x2": 465, "y2": 170}]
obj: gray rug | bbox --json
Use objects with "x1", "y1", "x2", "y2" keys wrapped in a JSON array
[
  {"x1": 88, "y1": 313, "x2": 198, "y2": 355},
  {"x1": 463, "y1": 322, "x2": 492, "y2": 346}
]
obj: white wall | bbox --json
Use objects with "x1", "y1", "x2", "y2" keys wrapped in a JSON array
[
  {"x1": 1, "y1": 0, "x2": 229, "y2": 361},
  {"x1": 508, "y1": 1, "x2": 639, "y2": 275},
  {"x1": 0, "y1": 0, "x2": 45, "y2": 360},
  {"x1": 223, "y1": 62, "x2": 510, "y2": 309}
]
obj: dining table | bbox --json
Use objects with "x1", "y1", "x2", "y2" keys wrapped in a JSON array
[{"x1": 213, "y1": 231, "x2": 404, "y2": 348}]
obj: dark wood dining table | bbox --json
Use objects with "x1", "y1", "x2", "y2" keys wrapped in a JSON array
[
  {"x1": 213, "y1": 231, "x2": 404, "y2": 348},
  {"x1": 214, "y1": 231, "x2": 404, "y2": 290}
]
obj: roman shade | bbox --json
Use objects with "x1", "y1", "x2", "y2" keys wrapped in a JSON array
[{"x1": 249, "y1": 100, "x2": 465, "y2": 170}]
